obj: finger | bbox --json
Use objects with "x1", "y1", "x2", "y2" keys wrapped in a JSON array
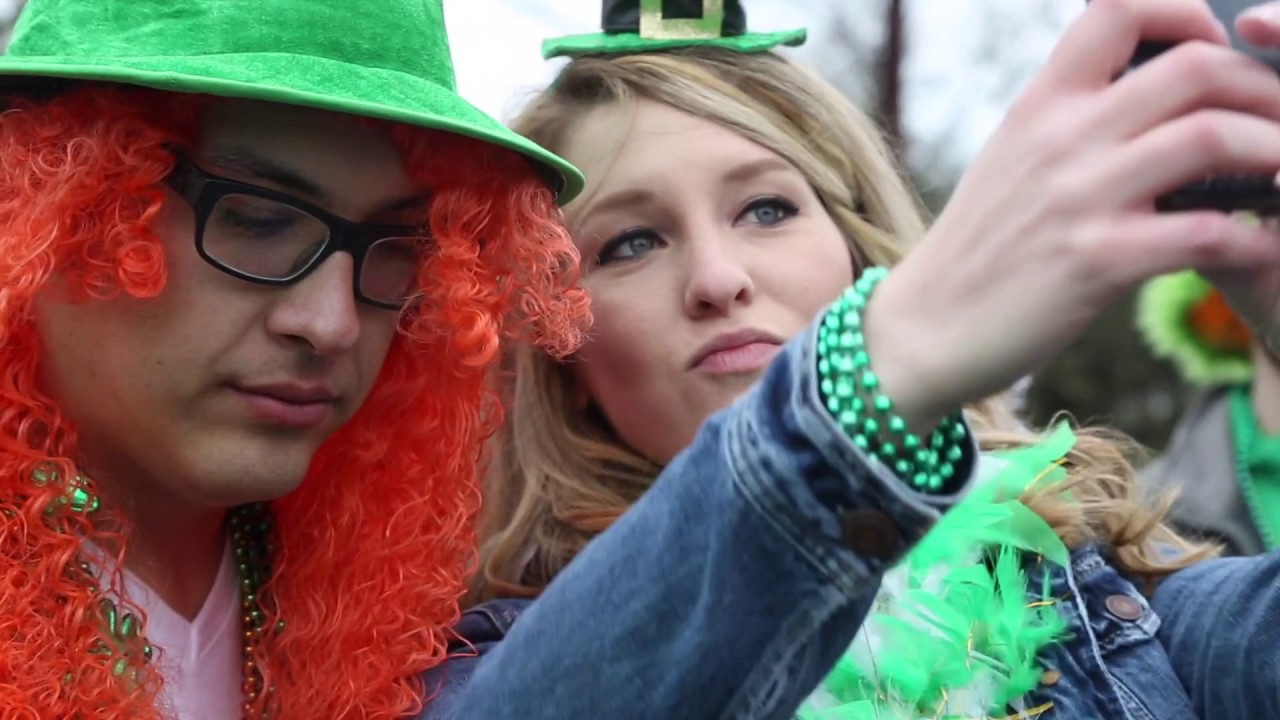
[
  {"x1": 1039, "y1": 0, "x2": 1229, "y2": 91},
  {"x1": 1103, "y1": 41, "x2": 1280, "y2": 139},
  {"x1": 1090, "y1": 110, "x2": 1280, "y2": 204},
  {"x1": 1237, "y1": 3, "x2": 1280, "y2": 48},
  {"x1": 1088, "y1": 212, "x2": 1280, "y2": 290}
]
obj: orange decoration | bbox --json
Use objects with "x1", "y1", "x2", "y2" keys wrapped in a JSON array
[{"x1": 1187, "y1": 290, "x2": 1252, "y2": 354}]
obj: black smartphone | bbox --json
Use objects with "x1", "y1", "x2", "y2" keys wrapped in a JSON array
[{"x1": 1117, "y1": 0, "x2": 1280, "y2": 214}]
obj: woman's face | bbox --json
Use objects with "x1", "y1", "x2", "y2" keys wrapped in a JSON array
[{"x1": 560, "y1": 98, "x2": 856, "y2": 464}]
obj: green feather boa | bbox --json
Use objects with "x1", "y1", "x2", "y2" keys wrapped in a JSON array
[{"x1": 798, "y1": 425, "x2": 1078, "y2": 719}]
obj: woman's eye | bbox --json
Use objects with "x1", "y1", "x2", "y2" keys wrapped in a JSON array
[
  {"x1": 740, "y1": 197, "x2": 798, "y2": 226},
  {"x1": 598, "y1": 230, "x2": 664, "y2": 266}
]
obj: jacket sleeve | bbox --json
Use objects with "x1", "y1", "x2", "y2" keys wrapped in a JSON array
[
  {"x1": 1152, "y1": 551, "x2": 1280, "y2": 718},
  {"x1": 422, "y1": 313, "x2": 979, "y2": 720}
]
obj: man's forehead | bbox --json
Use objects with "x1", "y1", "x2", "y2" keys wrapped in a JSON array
[{"x1": 194, "y1": 102, "x2": 426, "y2": 217}]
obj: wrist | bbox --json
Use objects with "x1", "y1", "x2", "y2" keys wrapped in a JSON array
[
  {"x1": 860, "y1": 267, "x2": 956, "y2": 433},
  {"x1": 816, "y1": 267, "x2": 969, "y2": 494}
]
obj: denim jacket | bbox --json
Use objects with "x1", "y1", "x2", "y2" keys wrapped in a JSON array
[
  {"x1": 417, "y1": 314, "x2": 976, "y2": 719},
  {"x1": 429, "y1": 546, "x2": 1199, "y2": 720},
  {"x1": 415, "y1": 314, "x2": 1198, "y2": 719},
  {"x1": 1153, "y1": 550, "x2": 1280, "y2": 718},
  {"x1": 1026, "y1": 546, "x2": 1198, "y2": 720}
]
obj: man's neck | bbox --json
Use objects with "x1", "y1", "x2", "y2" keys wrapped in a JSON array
[
  {"x1": 1251, "y1": 343, "x2": 1280, "y2": 435},
  {"x1": 89, "y1": 478, "x2": 228, "y2": 622},
  {"x1": 122, "y1": 505, "x2": 227, "y2": 621}
]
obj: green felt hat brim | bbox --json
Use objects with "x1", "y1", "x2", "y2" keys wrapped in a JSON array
[
  {"x1": 542, "y1": 28, "x2": 807, "y2": 59},
  {"x1": 0, "y1": 53, "x2": 587, "y2": 205}
]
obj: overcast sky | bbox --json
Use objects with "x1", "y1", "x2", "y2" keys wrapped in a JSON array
[
  {"x1": 444, "y1": 0, "x2": 1083, "y2": 186},
  {"x1": 444, "y1": 0, "x2": 830, "y2": 123}
]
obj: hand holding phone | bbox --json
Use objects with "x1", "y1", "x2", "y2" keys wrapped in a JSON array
[
  {"x1": 1122, "y1": 0, "x2": 1280, "y2": 213},
  {"x1": 877, "y1": 0, "x2": 1280, "y2": 419}
]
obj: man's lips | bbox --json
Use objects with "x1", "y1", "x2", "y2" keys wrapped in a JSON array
[{"x1": 232, "y1": 382, "x2": 338, "y2": 428}]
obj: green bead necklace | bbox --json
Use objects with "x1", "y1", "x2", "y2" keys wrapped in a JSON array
[{"x1": 50, "y1": 475, "x2": 279, "y2": 718}]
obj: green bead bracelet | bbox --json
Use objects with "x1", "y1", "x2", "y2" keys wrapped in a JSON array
[{"x1": 817, "y1": 266, "x2": 968, "y2": 493}]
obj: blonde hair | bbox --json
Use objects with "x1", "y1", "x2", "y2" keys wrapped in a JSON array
[{"x1": 472, "y1": 47, "x2": 1214, "y2": 603}]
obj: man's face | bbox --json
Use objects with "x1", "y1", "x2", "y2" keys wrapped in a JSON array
[{"x1": 34, "y1": 100, "x2": 422, "y2": 509}]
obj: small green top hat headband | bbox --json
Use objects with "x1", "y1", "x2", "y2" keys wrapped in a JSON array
[
  {"x1": 542, "y1": 0, "x2": 807, "y2": 59},
  {"x1": 0, "y1": 0, "x2": 585, "y2": 203}
]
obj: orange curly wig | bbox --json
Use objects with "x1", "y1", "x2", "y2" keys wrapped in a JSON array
[{"x1": 0, "y1": 83, "x2": 588, "y2": 718}]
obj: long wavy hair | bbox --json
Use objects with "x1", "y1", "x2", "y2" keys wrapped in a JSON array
[
  {"x1": 472, "y1": 47, "x2": 1215, "y2": 604},
  {"x1": 0, "y1": 83, "x2": 588, "y2": 718}
]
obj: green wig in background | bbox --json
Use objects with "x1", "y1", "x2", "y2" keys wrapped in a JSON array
[{"x1": 1135, "y1": 270, "x2": 1253, "y2": 387}]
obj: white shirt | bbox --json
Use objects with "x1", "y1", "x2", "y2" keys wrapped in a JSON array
[{"x1": 85, "y1": 540, "x2": 243, "y2": 719}]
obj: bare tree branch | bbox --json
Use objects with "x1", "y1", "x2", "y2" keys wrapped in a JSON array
[{"x1": 877, "y1": 0, "x2": 903, "y2": 150}]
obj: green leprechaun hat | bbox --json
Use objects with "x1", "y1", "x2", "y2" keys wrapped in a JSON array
[
  {"x1": 542, "y1": 0, "x2": 807, "y2": 59},
  {"x1": 0, "y1": 0, "x2": 585, "y2": 203},
  {"x1": 1136, "y1": 270, "x2": 1254, "y2": 386}
]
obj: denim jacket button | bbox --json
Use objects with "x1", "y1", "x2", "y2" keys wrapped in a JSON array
[
  {"x1": 1105, "y1": 594, "x2": 1144, "y2": 621},
  {"x1": 1040, "y1": 669, "x2": 1061, "y2": 686},
  {"x1": 840, "y1": 508, "x2": 900, "y2": 560}
]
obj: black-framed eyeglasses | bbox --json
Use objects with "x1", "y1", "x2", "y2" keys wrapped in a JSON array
[{"x1": 163, "y1": 154, "x2": 430, "y2": 310}]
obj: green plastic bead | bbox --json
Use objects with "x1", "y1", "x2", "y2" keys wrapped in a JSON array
[
  {"x1": 68, "y1": 487, "x2": 99, "y2": 514},
  {"x1": 815, "y1": 266, "x2": 958, "y2": 494}
]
